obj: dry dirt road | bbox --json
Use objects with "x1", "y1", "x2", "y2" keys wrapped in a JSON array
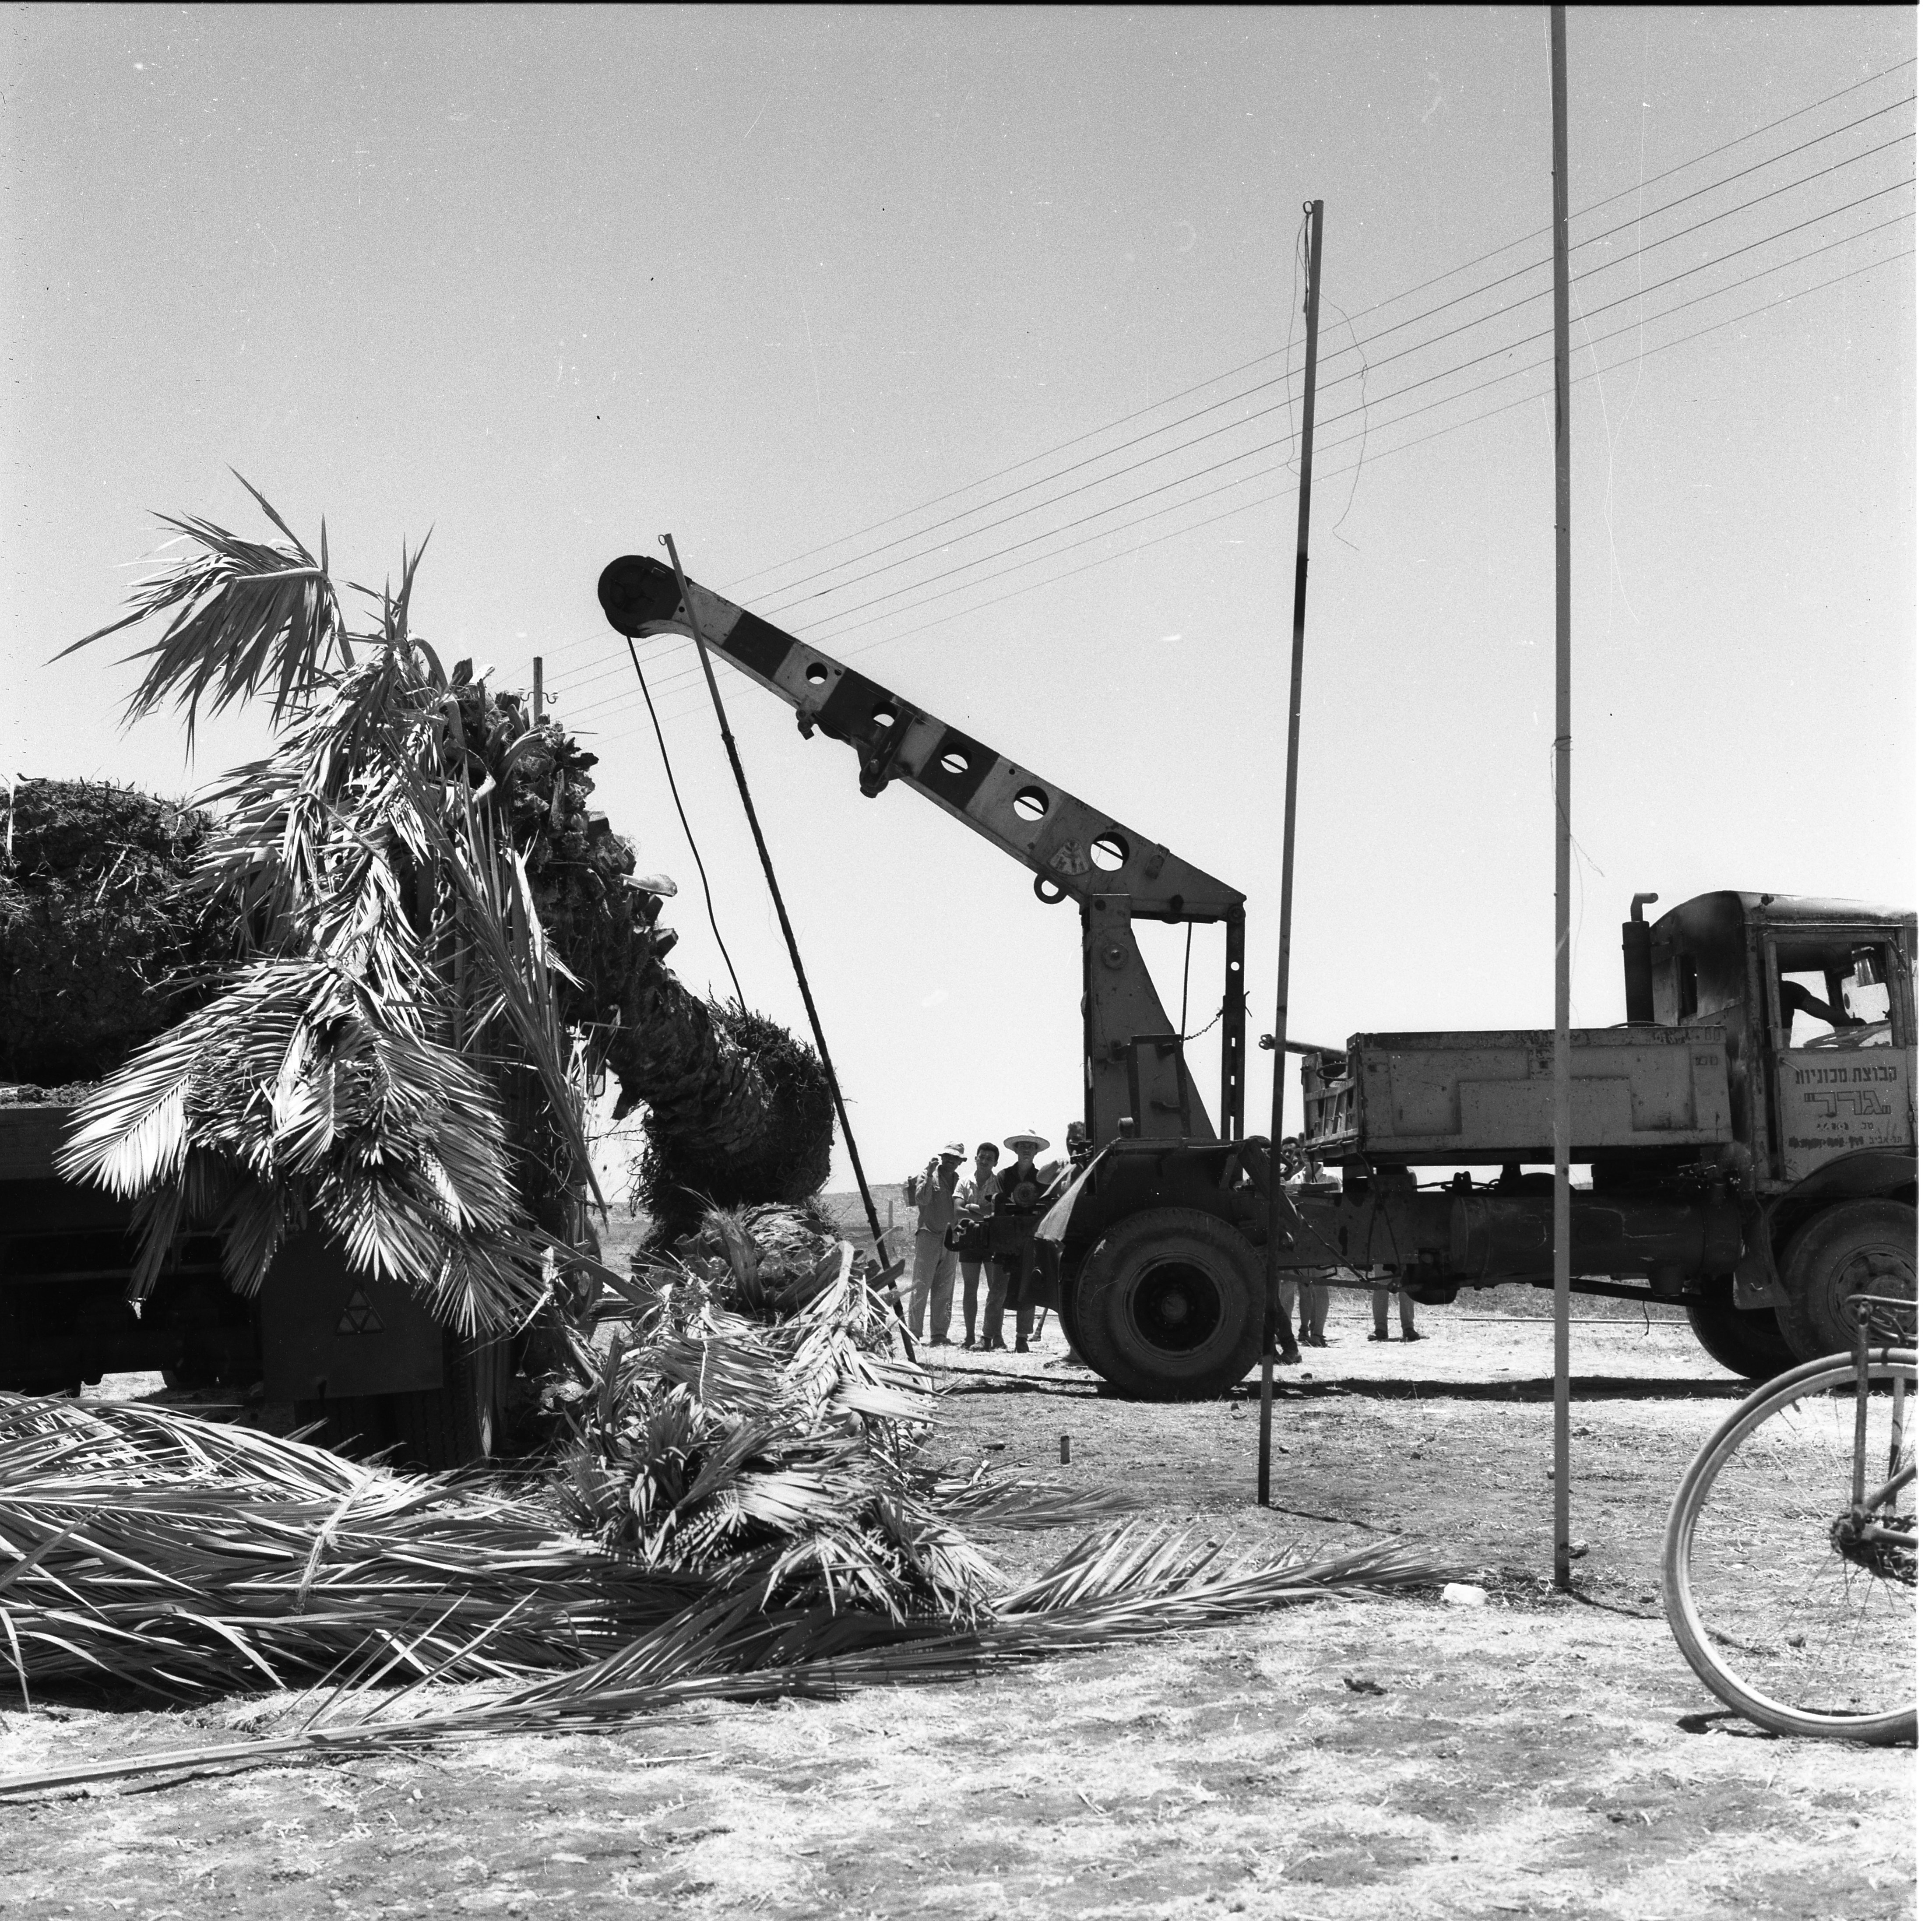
[{"x1": 0, "y1": 1292, "x2": 1914, "y2": 1920}]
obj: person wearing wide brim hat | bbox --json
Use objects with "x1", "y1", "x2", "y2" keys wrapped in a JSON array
[
  {"x1": 985, "y1": 1130, "x2": 1061, "y2": 1354},
  {"x1": 908, "y1": 1143, "x2": 968, "y2": 1347}
]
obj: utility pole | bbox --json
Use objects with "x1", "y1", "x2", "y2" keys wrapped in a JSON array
[
  {"x1": 1549, "y1": 4, "x2": 1575, "y2": 1591},
  {"x1": 532, "y1": 656, "x2": 545, "y2": 730},
  {"x1": 1259, "y1": 198, "x2": 1324, "y2": 1507}
]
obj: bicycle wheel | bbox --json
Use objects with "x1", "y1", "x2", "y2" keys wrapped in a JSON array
[{"x1": 1662, "y1": 1349, "x2": 1916, "y2": 1743}]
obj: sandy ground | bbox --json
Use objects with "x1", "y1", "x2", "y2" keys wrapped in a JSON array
[{"x1": 0, "y1": 1290, "x2": 1914, "y2": 1920}]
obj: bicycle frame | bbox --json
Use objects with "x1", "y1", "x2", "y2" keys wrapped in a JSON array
[{"x1": 1847, "y1": 1295, "x2": 1917, "y2": 1552}]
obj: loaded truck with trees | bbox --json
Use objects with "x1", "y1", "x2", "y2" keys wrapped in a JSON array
[
  {"x1": 596, "y1": 554, "x2": 1917, "y2": 1397},
  {"x1": 2, "y1": 502, "x2": 838, "y2": 1467}
]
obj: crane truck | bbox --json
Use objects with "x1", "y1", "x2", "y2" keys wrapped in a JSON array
[{"x1": 597, "y1": 554, "x2": 1917, "y2": 1397}]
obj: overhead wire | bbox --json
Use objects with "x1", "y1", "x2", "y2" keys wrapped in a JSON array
[
  {"x1": 717, "y1": 53, "x2": 1914, "y2": 602},
  {"x1": 565, "y1": 224, "x2": 1912, "y2": 742},
  {"x1": 623, "y1": 634, "x2": 746, "y2": 1006},
  {"x1": 743, "y1": 168, "x2": 1917, "y2": 647},
  {"x1": 561, "y1": 87, "x2": 1916, "y2": 727},
  {"x1": 736, "y1": 119, "x2": 1914, "y2": 636},
  {"x1": 553, "y1": 81, "x2": 1914, "y2": 706},
  {"x1": 584, "y1": 237, "x2": 1911, "y2": 741}
]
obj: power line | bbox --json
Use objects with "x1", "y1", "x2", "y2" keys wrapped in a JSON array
[
  {"x1": 719, "y1": 56, "x2": 1914, "y2": 600},
  {"x1": 567, "y1": 210, "x2": 1911, "y2": 742},
  {"x1": 578, "y1": 240, "x2": 1912, "y2": 741},
  {"x1": 746, "y1": 130, "x2": 1914, "y2": 634},
  {"x1": 1321, "y1": 92, "x2": 1911, "y2": 370},
  {"x1": 735, "y1": 79, "x2": 1915, "y2": 613},
  {"x1": 757, "y1": 170, "x2": 1914, "y2": 641},
  {"x1": 564, "y1": 107, "x2": 1918, "y2": 722}
]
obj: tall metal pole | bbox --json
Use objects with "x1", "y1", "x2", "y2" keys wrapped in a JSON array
[
  {"x1": 1259, "y1": 199, "x2": 1323, "y2": 1507},
  {"x1": 1549, "y1": 6, "x2": 1575, "y2": 1591},
  {"x1": 658, "y1": 534, "x2": 894, "y2": 1277}
]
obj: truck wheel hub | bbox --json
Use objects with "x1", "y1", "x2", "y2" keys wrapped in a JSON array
[{"x1": 1130, "y1": 1260, "x2": 1222, "y2": 1353}]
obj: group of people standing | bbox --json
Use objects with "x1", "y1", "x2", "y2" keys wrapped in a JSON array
[{"x1": 904, "y1": 1131, "x2": 1060, "y2": 1351}]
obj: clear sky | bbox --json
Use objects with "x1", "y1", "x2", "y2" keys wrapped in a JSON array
[{"x1": 2, "y1": 6, "x2": 1916, "y2": 1192}]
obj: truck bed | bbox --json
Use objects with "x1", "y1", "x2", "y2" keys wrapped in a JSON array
[
  {"x1": 0, "y1": 1100, "x2": 77, "y2": 1180},
  {"x1": 1303, "y1": 1025, "x2": 1734, "y2": 1166}
]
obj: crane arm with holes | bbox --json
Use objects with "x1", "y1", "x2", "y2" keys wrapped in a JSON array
[{"x1": 597, "y1": 553, "x2": 1247, "y2": 1143}]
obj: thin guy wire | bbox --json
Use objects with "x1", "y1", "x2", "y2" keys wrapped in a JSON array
[{"x1": 624, "y1": 633, "x2": 745, "y2": 1007}]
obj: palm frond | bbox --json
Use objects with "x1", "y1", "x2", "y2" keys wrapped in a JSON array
[{"x1": 60, "y1": 483, "x2": 345, "y2": 742}]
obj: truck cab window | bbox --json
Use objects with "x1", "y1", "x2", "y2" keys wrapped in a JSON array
[
  {"x1": 1778, "y1": 948, "x2": 1892, "y2": 1049},
  {"x1": 1674, "y1": 953, "x2": 1698, "y2": 1021}
]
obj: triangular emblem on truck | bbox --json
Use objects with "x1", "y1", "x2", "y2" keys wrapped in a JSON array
[{"x1": 337, "y1": 1288, "x2": 385, "y2": 1336}]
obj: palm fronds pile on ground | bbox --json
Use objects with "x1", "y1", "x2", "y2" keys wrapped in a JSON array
[
  {"x1": 549, "y1": 1228, "x2": 1004, "y2": 1625},
  {"x1": 0, "y1": 1227, "x2": 1475, "y2": 1795},
  {"x1": 0, "y1": 1392, "x2": 707, "y2": 1702}
]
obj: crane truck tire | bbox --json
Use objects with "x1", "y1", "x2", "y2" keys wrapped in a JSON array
[
  {"x1": 1772, "y1": 1199, "x2": 1917, "y2": 1364},
  {"x1": 1072, "y1": 1208, "x2": 1265, "y2": 1400},
  {"x1": 1682, "y1": 1290, "x2": 1797, "y2": 1380}
]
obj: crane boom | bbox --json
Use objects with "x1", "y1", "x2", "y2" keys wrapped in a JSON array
[{"x1": 598, "y1": 553, "x2": 1246, "y2": 1144}]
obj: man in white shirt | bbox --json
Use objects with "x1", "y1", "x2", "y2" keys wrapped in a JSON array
[{"x1": 908, "y1": 1142, "x2": 966, "y2": 1343}]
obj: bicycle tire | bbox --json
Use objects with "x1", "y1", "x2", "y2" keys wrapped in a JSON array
[{"x1": 1661, "y1": 1348, "x2": 1916, "y2": 1744}]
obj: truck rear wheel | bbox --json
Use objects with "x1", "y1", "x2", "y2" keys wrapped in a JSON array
[
  {"x1": 1683, "y1": 1290, "x2": 1797, "y2": 1380},
  {"x1": 1073, "y1": 1208, "x2": 1263, "y2": 1400},
  {"x1": 1774, "y1": 1200, "x2": 1917, "y2": 1363}
]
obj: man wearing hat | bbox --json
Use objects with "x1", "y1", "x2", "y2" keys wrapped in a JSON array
[
  {"x1": 909, "y1": 1142, "x2": 967, "y2": 1344},
  {"x1": 983, "y1": 1130, "x2": 1060, "y2": 1352}
]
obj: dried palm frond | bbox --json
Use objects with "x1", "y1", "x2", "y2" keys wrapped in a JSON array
[
  {"x1": 0, "y1": 1394, "x2": 705, "y2": 1706},
  {"x1": 0, "y1": 1516, "x2": 1469, "y2": 1797},
  {"x1": 0, "y1": 1227, "x2": 1476, "y2": 1798},
  {"x1": 58, "y1": 476, "x2": 347, "y2": 746}
]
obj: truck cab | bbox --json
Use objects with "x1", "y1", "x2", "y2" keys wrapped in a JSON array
[{"x1": 1637, "y1": 891, "x2": 1916, "y2": 1356}]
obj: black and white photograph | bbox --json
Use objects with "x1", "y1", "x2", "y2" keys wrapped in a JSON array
[{"x1": 0, "y1": 6, "x2": 1917, "y2": 1914}]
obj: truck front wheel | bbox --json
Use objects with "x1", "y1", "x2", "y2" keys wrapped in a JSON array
[
  {"x1": 1773, "y1": 1200, "x2": 1917, "y2": 1363},
  {"x1": 1683, "y1": 1290, "x2": 1797, "y2": 1380},
  {"x1": 1073, "y1": 1209, "x2": 1264, "y2": 1400}
]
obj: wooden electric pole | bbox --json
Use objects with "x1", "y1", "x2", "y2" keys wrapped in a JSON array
[
  {"x1": 1550, "y1": 4, "x2": 1575, "y2": 1591},
  {"x1": 1259, "y1": 198, "x2": 1324, "y2": 1507}
]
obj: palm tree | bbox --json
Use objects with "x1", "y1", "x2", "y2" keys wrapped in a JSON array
[
  {"x1": 53, "y1": 485, "x2": 609, "y2": 1334},
  {"x1": 59, "y1": 483, "x2": 838, "y2": 1336}
]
